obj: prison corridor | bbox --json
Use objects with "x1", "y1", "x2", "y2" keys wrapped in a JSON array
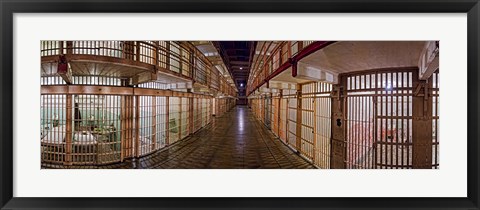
[
  {"x1": 41, "y1": 41, "x2": 439, "y2": 169},
  {"x1": 42, "y1": 106, "x2": 315, "y2": 169}
]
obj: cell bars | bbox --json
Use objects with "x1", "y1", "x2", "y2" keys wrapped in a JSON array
[
  {"x1": 265, "y1": 83, "x2": 333, "y2": 166},
  {"x1": 272, "y1": 96, "x2": 280, "y2": 137},
  {"x1": 137, "y1": 96, "x2": 168, "y2": 156},
  {"x1": 69, "y1": 41, "x2": 156, "y2": 64},
  {"x1": 345, "y1": 70, "x2": 416, "y2": 169},
  {"x1": 193, "y1": 98, "x2": 202, "y2": 132},
  {"x1": 300, "y1": 82, "x2": 332, "y2": 168},
  {"x1": 40, "y1": 95, "x2": 123, "y2": 165},
  {"x1": 158, "y1": 41, "x2": 168, "y2": 69},
  {"x1": 72, "y1": 76, "x2": 122, "y2": 86},
  {"x1": 41, "y1": 94, "x2": 194, "y2": 165},
  {"x1": 138, "y1": 41, "x2": 156, "y2": 65},
  {"x1": 41, "y1": 41, "x2": 238, "y2": 98},
  {"x1": 41, "y1": 41, "x2": 66, "y2": 56},
  {"x1": 41, "y1": 76, "x2": 67, "y2": 85},
  {"x1": 220, "y1": 98, "x2": 227, "y2": 115},
  {"x1": 180, "y1": 97, "x2": 190, "y2": 139},
  {"x1": 432, "y1": 71, "x2": 439, "y2": 169},
  {"x1": 76, "y1": 95, "x2": 123, "y2": 164},
  {"x1": 41, "y1": 76, "x2": 123, "y2": 86},
  {"x1": 264, "y1": 96, "x2": 272, "y2": 128},
  {"x1": 285, "y1": 90, "x2": 298, "y2": 150},
  {"x1": 41, "y1": 94, "x2": 67, "y2": 164},
  {"x1": 279, "y1": 97, "x2": 288, "y2": 144},
  {"x1": 167, "y1": 97, "x2": 195, "y2": 145},
  {"x1": 252, "y1": 70, "x2": 438, "y2": 169},
  {"x1": 168, "y1": 97, "x2": 181, "y2": 144},
  {"x1": 201, "y1": 98, "x2": 211, "y2": 127},
  {"x1": 168, "y1": 42, "x2": 192, "y2": 76},
  {"x1": 137, "y1": 82, "x2": 169, "y2": 90},
  {"x1": 215, "y1": 98, "x2": 225, "y2": 116},
  {"x1": 301, "y1": 84, "x2": 315, "y2": 160},
  {"x1": 214, "y1": 98, "x2": 232, "y2": 117}
]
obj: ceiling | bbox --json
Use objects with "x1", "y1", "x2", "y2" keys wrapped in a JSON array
[
  {"x1": 300, "y1": 41, "x2": 427, "y2": 74},
  {"x1": 262, "y1": 41, "x2": 430, "y2": 89},
  {"x1": 213, "y1": 41, "x2": 256, "y2": 96}
]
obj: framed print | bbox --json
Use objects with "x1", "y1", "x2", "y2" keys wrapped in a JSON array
[{"x1": 1, "y1": 0, "x2": 479, "y2": 209}]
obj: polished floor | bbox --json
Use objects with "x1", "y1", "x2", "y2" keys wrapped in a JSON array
[{"x1": 43, "y1": 106, "x2": 315, "y2": 169}]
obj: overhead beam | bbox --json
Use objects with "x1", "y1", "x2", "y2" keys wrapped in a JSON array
[
  {"x1": 131, "y1": 71, "x2": 157, "y2": 85},
  {"x1": 295, "y1": 62, "x2": 339, "y2": 83},
  {"x1": 168, "y1": 82, "x2": 193, "y2": 89},
  {"x1": 193, "y1": 87, "x2": 211, "y2": 93},
  {"x1": 229, "y1": 61, "x2": 250, "y2": 64},
  {"x1": 268, "y1": 81, "x2": 297, "y2": 90}
]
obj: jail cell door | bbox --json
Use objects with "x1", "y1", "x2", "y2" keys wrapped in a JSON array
[
  {"x1": 314, "y1": 82, "x2": 332, "y2": 169},
  {"x1": 345, "y1": 73, "x2": 377, "y2": 169},
  {"x1": 300, "y1": 97, "x2": 315, "y2": 160},
  {"x1": 258, "y1": 98, "x2": 263, "y2": 123},
  {"x1": 346, "y1": 71, "x2": 414, "y2": 169},
  {"x1": 286, "y1": 97, "x2": 298, "y2": 148},
  {"x1": 137, "y1": 96, "x2": 156, "y2": 157},
  {"x1": 346, "y1": 94, "x2": 375, "y2": 169},
  {"x1": 375, "y1": 71, "x2": 413, "y2": 169},
  {"x1": 264, "y1": 96, "x2": 272, "y2": 128},
  {"x1": 272, "y1": 97, "x2": 280, "y2": 137},
  {"x1": 279, "y1": 98, "x2": 288, "y2": 143}
]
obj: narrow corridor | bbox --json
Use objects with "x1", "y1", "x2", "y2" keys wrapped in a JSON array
[
  {"x1": 43, "y1": 106, "x2": 315, "y2": 169},
  {"x1": 40, "y1": 41, "x2": 440, "y2": 169}
]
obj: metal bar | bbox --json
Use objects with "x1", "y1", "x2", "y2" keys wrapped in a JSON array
[
  {"x1": 296, "y1": 85, "x2": 303, "y2": 151},
  {"x1": 135, "y1": 96, "x2": 140, "y2": 157},
  {"x1": 64, "y1": 94, "x2": 72, "y2": 165},
  {"x1": 152, "y1": 96, "x2": 157, "y2": 151}
]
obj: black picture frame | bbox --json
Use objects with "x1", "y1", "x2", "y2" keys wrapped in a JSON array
[{"x1": 1, "y1": 0, "x2": 479, "y2": 209}]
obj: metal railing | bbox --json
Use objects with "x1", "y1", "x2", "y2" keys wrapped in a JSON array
[
  {"x1": 41, "y1": 41, "x2": 236, "y2": 97},
  {"x1": 40, "y1": 40, "x2": 238, "y2": 167},
  {"x1": 247, "y1": 41, "x2": 313, "y2": 96}
]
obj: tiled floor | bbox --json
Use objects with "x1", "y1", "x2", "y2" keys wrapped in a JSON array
[{"x1": 43, "y1": 106, "x2": 315, "y2": 169}]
